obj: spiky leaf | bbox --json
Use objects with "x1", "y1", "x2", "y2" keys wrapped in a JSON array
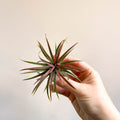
[
  {"x1": 38, "y1": 41, "x2": 52, "y2": 62},
  {"x1": 21, "y1": 59, "x2": 47, "y2": 66},
  {"x1": 58, "y1": 43, "x2": 78, "y2": 63},
  {"x1": 45, "y1": 35, "x2": 54, "y2": 63},
  {"x1": 55, "y1": 40, "x2": 66, "y2": 62}
]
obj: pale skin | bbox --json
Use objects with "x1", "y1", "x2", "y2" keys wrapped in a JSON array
[{"x1": 53, "y1": 58, "x2": 120, "y2": 120}]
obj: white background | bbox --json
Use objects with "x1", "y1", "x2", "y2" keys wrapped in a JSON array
[{"x1": 0, "y1": 0, "x2": 120, "y2": 120}]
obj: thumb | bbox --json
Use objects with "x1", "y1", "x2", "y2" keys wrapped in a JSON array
[{"x1": 56, "y1": 76, "x2": 83, "y2": 95}]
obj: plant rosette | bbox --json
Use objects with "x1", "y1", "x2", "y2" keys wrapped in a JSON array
[{"x1": 21, "y1": 35, "x2": 81, "y2": 100}]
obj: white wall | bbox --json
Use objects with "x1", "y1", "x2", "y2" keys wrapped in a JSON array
[{"x1": 0, "y1": 0, "x2": 120, "y2": 120}]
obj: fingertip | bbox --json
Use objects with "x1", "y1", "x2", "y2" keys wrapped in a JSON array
[
  {"x1": 58, "y1": 77, "x2": 79, "y2": 94},
  {"x1": 63, "y1": 57, "x2": 94, "y2": 72}
]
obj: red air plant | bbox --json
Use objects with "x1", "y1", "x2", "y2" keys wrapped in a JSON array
[{"x1": 21, "y1": 36, "x2": 81, "y2": 100}]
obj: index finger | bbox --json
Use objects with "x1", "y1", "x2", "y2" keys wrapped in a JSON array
[{"x1": 63, "y1": 57, "x2": 94, "y2": 72}]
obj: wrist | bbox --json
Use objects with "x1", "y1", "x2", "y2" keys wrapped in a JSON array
[{"x1": 92, "y1": 92, "x2": 120, "y2": 120}]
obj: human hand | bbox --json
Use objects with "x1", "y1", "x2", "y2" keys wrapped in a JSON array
[{"x1": 53, "y1": 58, "x2": 120, "y2": 120}]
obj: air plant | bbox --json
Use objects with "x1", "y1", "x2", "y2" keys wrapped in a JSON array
[{"x1": 21, "y1": 35, "x2": 81, "y2": 100}]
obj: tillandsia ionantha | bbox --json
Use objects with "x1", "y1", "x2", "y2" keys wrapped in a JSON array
[{"x1": 21, "y1": 35, "x2": 81, "y2": 100}]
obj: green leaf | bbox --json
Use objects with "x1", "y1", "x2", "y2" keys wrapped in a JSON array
[
  {"x1": 60, "y1": 60, "x2": 80, "y2": 65},
  {"x1": 32, "y1": 78, "x2": 45, "y2": 95},
  {"x1": 23, "y1": 71, "x2": 47, "y2": 80},
  {"x1": 60, "y1": 73, "x2": 75, "y2": 89},
  {"x1": 55, "y1": 40, "x2": 66, "y2": 62},
  {"x1": 21, "y1": 59, "x2": 46, "y2": 66},
  {"x1": 60, "y1": 66, "x2": 81, "y2": 72},
  {"x1": 32, "y1": 69, "x2": 52, "y2": 95},
  {"x1": 55, "y1": 43, "x2": 57, "y2": 52},
  {"x1": 37, "y1": 41, "x2": 52, "y2": 62},
  {"x1": 58, "y1": 43, "x2": 78, "y2": 63},
  {"x1": 63, "y1": 70, "x2": 81, "y2": 82},
  {"x1": 62, "y1": 70, "x2": 69, "y2": 80},
  {"x1": 45, "y1": 35, "x2": 54, "y2": 63},
  {"x1": 53, "y1": 72, "x2": 56, "y2": 89},
  {"x1": 38, "y1": 56, "x2": 54, "y2": 67},
  {"x1": 49, "y1": 72, "x2": 54, "y2": 100},
  {"x1": 23, "y1": 74, "x2": 41, "y2": 80},
  {"x1": 53, "y1": 72, "x2": 59, "y2": 98},
  {"x1": 57, "y1": 70, "x2": 75, "y2": 89},
  {"x1": 44, "y1": 74, "x2": 51, "y2": 100},
  {"x1": 34, "y1": 67, "x2": 54, "y2": 84},
  {"x1": 21, "y1": 66, "x2": 50, "y2": 71},
  {"x1": 53, "y1": 72, "x2": 55, "y2": 91},
  {"x1": 21, "y1": 70, "x2": 45, "y2": 74}
]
